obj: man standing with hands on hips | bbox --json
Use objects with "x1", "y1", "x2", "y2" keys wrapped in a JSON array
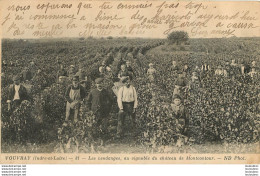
[{"x1": 117, "y1": 76, "x2": 138, "y2": 141}]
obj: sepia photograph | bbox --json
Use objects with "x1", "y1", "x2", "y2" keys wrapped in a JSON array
[
  {"x1": 1, "y1": 36, "x2": 260, "y2": 154},
  {"x1": 0, "y1": 0, "x2": 259, "y2": 164}
]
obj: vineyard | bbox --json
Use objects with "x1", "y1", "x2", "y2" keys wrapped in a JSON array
[{"x1": 1, "y1": 37, "x2": 260, "y2": 153}]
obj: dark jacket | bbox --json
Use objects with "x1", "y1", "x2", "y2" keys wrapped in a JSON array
[
  {"x1": 65, "y1": 85, "x2": 86, "y2": 103},
  {"x1": 86, "y1": 88, "x2": 112, "y2": 115},
  {"x1": 8, "y1": 84, "x2": 29, "y2": 102}
]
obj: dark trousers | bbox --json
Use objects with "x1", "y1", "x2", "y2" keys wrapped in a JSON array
[
  {"x1": 117, "y1": 102, "x2": 136, "y2": 137},
  {"x1": 10, "y1": 99, "x2": 22, "y2": 112},
  {"x1": 92, "y1": 110, "x2": 108, "y2": 141}
]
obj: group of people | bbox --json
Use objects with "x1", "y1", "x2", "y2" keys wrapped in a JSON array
[
  {"x1": 63, "y1": 61, "x2": 139, "y2": 145},
  {"x1": 5, "y1": 50, "x2": 258, "y2": 146},
  {"x1": 7, "y1": 59, "x2": 139, "y2": 145},
  {"x1": 214, "y1": 59, "x2": 258, "y2": 79},
  {"x1": 144, "y1": 57, "x2": 258, "y2": 140}
]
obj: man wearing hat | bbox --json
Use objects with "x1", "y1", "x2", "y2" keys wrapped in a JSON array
[
  {"x1": 86, "y1": 78, "x2": 113, "y2": 144},
  {"x1": 65, "y1": 75, "x2": 86, "y2": 123},
  {"x1": 117, "y1": 76, "x2": 138, "y2": 140},
  {"x1": 7, "y1": 75, "x2": 29, "y2": 111}
]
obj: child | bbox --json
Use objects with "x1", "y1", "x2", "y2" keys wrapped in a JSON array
[{"x1": 170, "y1": 95, "x2": 188, "y2": 136}]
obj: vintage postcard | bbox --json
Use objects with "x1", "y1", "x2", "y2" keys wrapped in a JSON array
[{"x1": 0, "y1": 0, "x2": 259, "y2": 164}]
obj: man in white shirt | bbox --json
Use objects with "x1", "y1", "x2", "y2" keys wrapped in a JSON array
[{"x1": 117, "y1": 76, "x2": 138, "y2": 140}]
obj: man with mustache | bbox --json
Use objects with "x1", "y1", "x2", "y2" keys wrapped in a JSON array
[{"x1": 86, "y1": 78, "x2": 113, "y2": 146}]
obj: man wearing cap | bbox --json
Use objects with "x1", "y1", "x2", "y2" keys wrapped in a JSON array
[
  {"x1": 65, "y1": 76, "x2": 86, "y2": 123},
  {"x1": 86, "y1": 78, "x2": 113, "y2": 144},
  {"x1": 117, "y1": 76, "x2": 138, "y2": 140},
  {"x1": 7, "y1": 75, "x2": 29, "y2": 111}
]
